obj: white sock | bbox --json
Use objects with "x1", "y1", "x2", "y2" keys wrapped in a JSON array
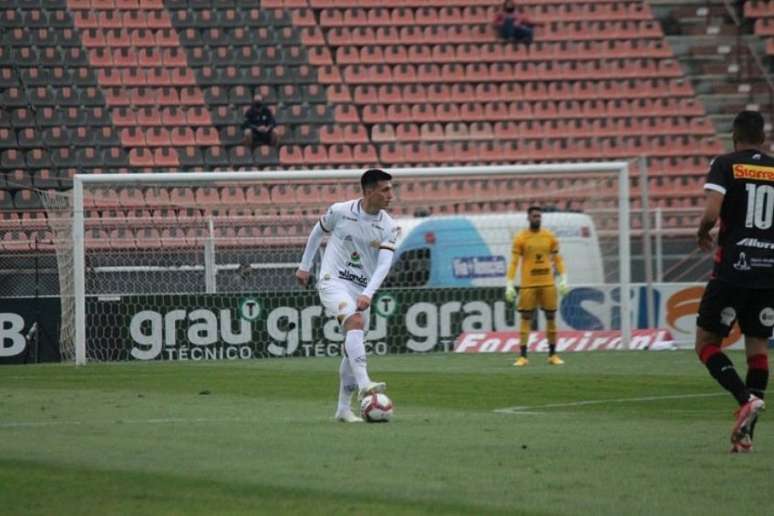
[
  {"x1": 344, "y1": 329, "x2": 370, "y2": 389},
  {"x1": 337, "y1": 357, "x2": 357, "y2": 414}
]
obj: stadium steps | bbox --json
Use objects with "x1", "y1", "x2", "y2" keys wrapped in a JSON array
[{"x1": 651, "y1": 0, "x2": 774, "y2": 149}]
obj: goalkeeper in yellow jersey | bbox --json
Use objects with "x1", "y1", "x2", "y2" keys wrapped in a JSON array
[{"x1": 505, "y1": 206, "x2": 568, "y2": 366}]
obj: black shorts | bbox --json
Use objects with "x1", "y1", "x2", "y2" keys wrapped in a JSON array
[{"x1": 697, "y1": 279, "x2": 774, "y2": 338}]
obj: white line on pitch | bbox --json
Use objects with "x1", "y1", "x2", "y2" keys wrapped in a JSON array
[{"x1": 494, "y1": 392, "x2": 726, "y2": 415}]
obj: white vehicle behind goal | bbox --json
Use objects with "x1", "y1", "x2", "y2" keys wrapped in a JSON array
[{"x1": 390, "y1": 212, "x2": 604, "y2": 289}]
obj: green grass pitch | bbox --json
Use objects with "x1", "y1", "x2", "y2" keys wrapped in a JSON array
[{"x1": 1, "y1": 351, "x2": 772, "y2": 515}]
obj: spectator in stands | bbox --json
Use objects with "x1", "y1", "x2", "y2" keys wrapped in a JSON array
[
  {"x1": 241, "y1": 96, "x2": 278, "y2": 149},
  {"x1": 493, "y1": 0, "x2": 535, "y2": 46}
]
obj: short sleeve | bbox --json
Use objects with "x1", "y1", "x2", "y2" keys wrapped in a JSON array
[
  {"x1": 513, "y1": 232, "x2": 524, "y2": 256},
  {"x1": 704, "y1": 156, "x2": 729, "y2": 195},
  {"x1": 550, "y1": 233, "x2": 559, "y2": 254},
  {"x1": 380, "y1": 218, "x2": 400, "y2": 251},
  {"x1": 319, "y1": 204, "x2": 340, "y2": 233}
]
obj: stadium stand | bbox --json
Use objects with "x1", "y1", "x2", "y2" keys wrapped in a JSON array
[
  {"x1": 0, "y1": 0, "x2": 771, "y2": 253},
  {"x1": 746, "y1": 0, "x2": 774, "y2": 55}
]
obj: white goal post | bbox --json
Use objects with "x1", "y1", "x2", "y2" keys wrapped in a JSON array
[{"x1": 64, "y1": 163, "x2": 631, "y2": 365}]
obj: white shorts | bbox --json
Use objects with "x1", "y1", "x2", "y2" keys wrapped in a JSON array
[{"x1": 318, "y1": 279, "x2": 370, "y2": 328}]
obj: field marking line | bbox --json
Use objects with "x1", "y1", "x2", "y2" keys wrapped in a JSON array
[{"x1": 494, "y1": 392, "x2": 726, "y2": 415}]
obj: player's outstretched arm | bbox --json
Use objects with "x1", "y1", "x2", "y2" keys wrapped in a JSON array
[
  {"x1": 359, "y1": 248, "x2": 394, "y2": 309},
  {"x1": 505, "y1": 258, "x2": 520, "y2": 303},
  {"x1": 505, "y1": 234, "x2": 521, "y2": 303},
  {"x1": 297, "y1": 222, "x2": 325, "y2": 286},
  {"x1": 552, "y1": 252, "x2": 568, "y2": 295}
]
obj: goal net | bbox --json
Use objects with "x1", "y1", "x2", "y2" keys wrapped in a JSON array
[{"x1": 46, "y1": 164, "x2": 631, "y2": 365}]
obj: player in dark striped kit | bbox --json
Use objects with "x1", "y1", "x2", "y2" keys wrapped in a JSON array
[{"x1": 695, "y1": 111, "x2": 774, "y2": 452}]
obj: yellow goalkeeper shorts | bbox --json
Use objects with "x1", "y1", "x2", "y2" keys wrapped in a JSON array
[{"x1": 517, "y1": 285, "x2": 558, "y2": 313}]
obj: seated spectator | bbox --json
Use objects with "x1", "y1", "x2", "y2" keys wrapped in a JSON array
[
  {"x1": 493, "y1": 0, "x2": 535, "y2": 46},
  {"x1": 241, "y1": 96, "x2": 278, "y2": 149}
]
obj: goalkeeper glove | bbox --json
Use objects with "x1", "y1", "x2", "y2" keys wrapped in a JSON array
[
  {"x1": 558, "y1": 274, "x2": 569, "y2": 297},
  {"x1": 505, "y1": 282, "x2": 517, "y2": 304}
]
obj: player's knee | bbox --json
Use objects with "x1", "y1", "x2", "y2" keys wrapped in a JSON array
[
  {"x1": 519, "y1": 311, "x2": 532, "y2": 320},
  {"x1": 544, "y1": 311, "x2": 556, "y2": 321},
  {"x1": 694, "y1": 328, "x2": 722, "y2": 361},
  {"x1": 744, "y1": 336, "x2": 770, "y2": 357},
  {"x1": 343, "y1": 312, "x2": 364, "y2": 331}
]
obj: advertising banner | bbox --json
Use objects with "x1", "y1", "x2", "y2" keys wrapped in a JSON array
[
  {"x1": 0, "y1": 297, "x2": 60, "y2": 364},
  {"x1": 89, "y1": 282, "x2": 755, "y2": 362},
  {"x1": 454, "y1": 329, "x2": 676, "y2": 353},
  {"x1": 89, "y1": 287, "x2": 515, "y2": 361},
  {"x1": 7, "y1": 282, "x2": 769, "y2": 363}
]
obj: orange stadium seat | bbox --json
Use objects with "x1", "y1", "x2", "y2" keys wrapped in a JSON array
[
  {"x1": 378, "y1": 142, "x2": 405, "y2": 165},
  {"x1": 128, "y1": 148, "x2": 154, "y2": 167},
  {"x1": 152, "y1": 147, "x2": 179, "y2": 168},
  {"x1": 353, "y1": 143, "x2": 378, "y2": 164},
  {"x1": 371, "y1": 123, "x2": 395, "y2": 142},
  {"x1": 279, "y1": 145, "x2": 304, "y2": 166},
  {"x1": 328, "y1": 143, "x2": 355, "y2": 164}
]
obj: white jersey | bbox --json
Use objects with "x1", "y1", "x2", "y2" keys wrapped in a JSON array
[{"x1": 318, "y1": 199, "x2": 399, "y2": 289}]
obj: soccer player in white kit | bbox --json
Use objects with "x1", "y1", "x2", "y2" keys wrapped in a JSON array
[{"x1": 295, "y1": 169, "x2": 398, "y2": 423}]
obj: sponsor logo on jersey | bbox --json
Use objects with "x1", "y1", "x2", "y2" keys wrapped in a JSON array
[
  {"x1": 736, "y1": 238, "x2": 774, "y2": 250},
  {"x1": 732, "y1": 163, "x2": 774, "y2": 182},
  {"x1": 720, "y1": 306, "x2": 737, "y2": 326},
  {"x1": 371, "y1": 223, "x2": 384, "y2": 230},
  {"x1": 531, "y1": 267, "x2": 551, "y2": 275},
  {"x1": 733, "y1": 252, "x2": 751, "y2": 271},
  {"x1": 343, "y1": 215, "x2": 358, "y2": 221},
  {"x1": 338, "y1": 268, "x2": 368, "y2": 287},
  {"x1": 347, "y1": 251, "x2": 362, "y2": 269}
]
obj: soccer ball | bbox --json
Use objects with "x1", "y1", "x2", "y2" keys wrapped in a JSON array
[{"x1": 360, "y1": 393, "x2": 393, "y2": 423}]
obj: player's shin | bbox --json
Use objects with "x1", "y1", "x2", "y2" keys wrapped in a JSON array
[
  {"x1": 519, "y1": 318, "x2": 530, "y2": 358},
  {"x1": 699, "y1": 344, "x2": 750, "y2": 405},
  {"x1": 746, "y1": 354, "x2": 769, "y2": 399},
  {"x1": 546, "y1": 318, "x2": 557, "y2": 356},
  {"x1": 746, "y1": 354, "x2": 768, "y2": 438},
  {"x1": 338, "y1": 357, "x2": 357, "y2": 413},
  {"x1": 344, "y1": 329, "x2": 370, "y2": 389}
]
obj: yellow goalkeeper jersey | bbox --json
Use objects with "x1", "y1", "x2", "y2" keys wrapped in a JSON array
[{"x1": 506, "y1": 228, "x2": 565, "y2": 288}]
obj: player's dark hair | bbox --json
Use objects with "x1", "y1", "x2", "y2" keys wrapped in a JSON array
[
  {"x1": 361, "y1": 168, "x2": 392, "y2": 191},
  {"x1": 527, "y1": 205, "x2": 542, "y2": 214},
  {"x1": 732, "y1": 110, "x2": 765, "y2": 145}
]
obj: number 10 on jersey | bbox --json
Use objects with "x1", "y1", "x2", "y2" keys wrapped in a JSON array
[{"x1": 745, "y1": 183, "x2": 774, "y2": 230}]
